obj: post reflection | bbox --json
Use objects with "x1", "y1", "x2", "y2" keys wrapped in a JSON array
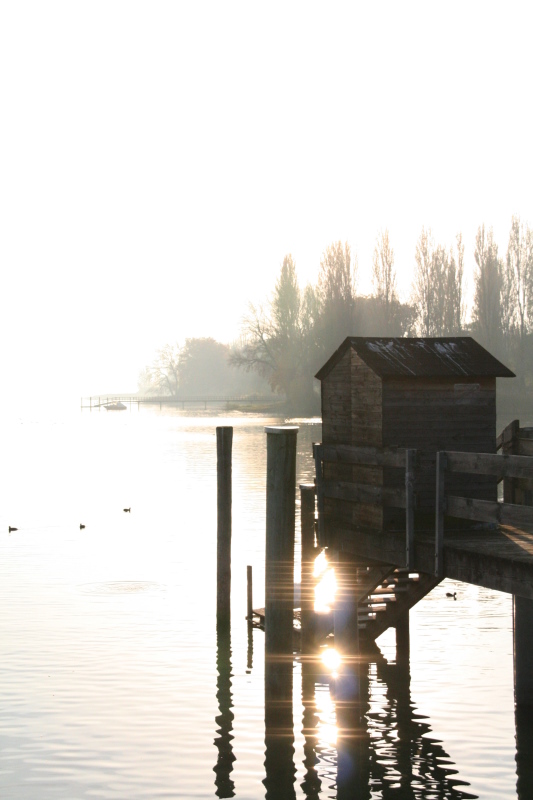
[
  {"x1": 516, "y1": 705, "x2": 533, "y2": 799},
  {"x1": 213, "y1": 621, "x2": 235, "y2": 799},
  {"x1": 264, "y1": 652, "x2": 296, "y2": 799},
  {"x1": 246, "y1": 619, "x2": 253, "y2": 673},
  {"x1": 368, "y1": 652, "x2": 475, "y2": 798},
  {"x1": 301, "y1": 657, "x2": 322, "y2": 799}
]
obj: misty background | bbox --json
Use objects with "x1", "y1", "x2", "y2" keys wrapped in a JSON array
[{"x1": 1, "y1": 1, "x2": 531, "y2": 410}]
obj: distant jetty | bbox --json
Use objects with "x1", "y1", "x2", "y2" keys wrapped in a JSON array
[{"x1": 81, "y1": 394, "x2": 277, "y2": 411}]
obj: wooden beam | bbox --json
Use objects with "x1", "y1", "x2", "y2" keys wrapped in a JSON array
[
  {"x1": 447, "y1": 495, "x2": 533, "y2": 529},
  {"x1": 445, "y1": 450, "x2": 533, "y2": 481},
  {"x1": 320, "y1": 443, "x2": 406, "y2": 468},
  {"x1": 332, "y1": 524, "x2": 533, "y2": 600},
  {"x1": 323, "y1": 480, "x2": 406, "y2": 508}
]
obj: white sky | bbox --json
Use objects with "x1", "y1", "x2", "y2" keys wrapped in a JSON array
[{"x1": 1, "y1": 1, "x2": 532, "y2": 399}]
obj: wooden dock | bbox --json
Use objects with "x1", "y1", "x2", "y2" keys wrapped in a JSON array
[{"x1": 81, "y1": 393, "x2": 275, "y2": 410}]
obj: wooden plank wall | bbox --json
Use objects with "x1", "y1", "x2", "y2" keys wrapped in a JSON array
[
  {"x1": 321, "y1": 350, "x2": 384, "y2": 535},
  {"x1": 382, "y1": 376, "x2": 497, "y2": 521}
]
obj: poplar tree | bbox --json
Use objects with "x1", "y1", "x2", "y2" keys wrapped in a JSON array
[
  {"x1": 412, "y1": 227, "x2": 465, "y2": 336},
  {"x1": 372, "y1": 229, "x2": 398, "y2": 330},
  {"x1": 316, "y1": 240, "x2": 356, "y2": 356},
  {"x1": 472, "y1": 225, "x2": 502, "y2": 355},
  {"x1": 505, "y1": 215, "x2": 533, "y2": 385}
]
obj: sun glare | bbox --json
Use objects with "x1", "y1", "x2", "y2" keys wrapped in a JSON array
[
  {"x1": 314, "y1": 565, "x2": 336, "y2": 613},
  {"x1": 321, "y1": 647, "x2": 342, "y2": 672},
  {"x1": 313, "y1": 549, "x2": 328, "y2": 578}
]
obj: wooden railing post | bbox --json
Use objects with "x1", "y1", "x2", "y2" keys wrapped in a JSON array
[
  {"x1": 435, "y1": 451, "x2": 447, "y2": 578},
  {"x1": 405, "y1": 449, "x2": 416, "y2": 571},
  {"x1": 503, "y1": 419, "x2": 520, "y2": 503}
]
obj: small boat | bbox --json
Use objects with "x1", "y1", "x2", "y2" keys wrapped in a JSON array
[{"x1": 104, "y1": 401, "x2": 127, "y2": 411}]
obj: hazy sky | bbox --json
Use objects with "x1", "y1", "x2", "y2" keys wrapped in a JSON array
[{"x1": 1, "y1": 1, "x2": 532, "y2": 399}]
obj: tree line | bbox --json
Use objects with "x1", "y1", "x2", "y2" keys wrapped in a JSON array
[
  {"x1": 231, "y1": 216, "x2": 533, "y2": 412},
  {"x1": 139, "y1": 216, "x2": 532, "y2": 413},
  {"x1": 139, "y1": 337, "x2": 271, "y2": 398}
]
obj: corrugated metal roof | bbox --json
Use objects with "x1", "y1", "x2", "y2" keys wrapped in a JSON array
[{"x1": 315, "y1": 337, "x2": 516, "y2": 380}]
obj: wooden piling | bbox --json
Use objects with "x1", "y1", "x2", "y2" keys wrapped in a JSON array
[
  {"x1": 395, "y1": 609, "x2": 410, "y2": 675},
  {"x1": 435, "y1": 451, "x2": 446, "y2": 577},
  {"x1": 300, "y1": 483, "x2": 316, "y2": 654},
  {"x1": 334, "y1": 554, "x2": 360, "y2": 660},
  {"x1": 405, "y1": 449, "x2": 415, "y2": 570},
  {"x1": 514, "y1": 594, "x2": 533, "y2": 706},
  {"x1": 264, "y1": 425, "x2": 298, "y2": 704},
  {"x1": 217, "y1": 426, "x2": 233, "y2": 624},
  {"x1": 247, "y1": 565, "x2": 253, "y2": 620}
]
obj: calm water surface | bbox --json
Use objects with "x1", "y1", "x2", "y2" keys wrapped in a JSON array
[{"x1": 0, "y1": 405, "x2": 528, "y2": 798}]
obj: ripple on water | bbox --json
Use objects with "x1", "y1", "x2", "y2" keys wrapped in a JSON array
[{"x1": 78, "y1": 581, "x2": 163, "y2": 595}]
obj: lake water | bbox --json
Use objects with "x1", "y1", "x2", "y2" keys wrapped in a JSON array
[{"x1": 0, "y1": 404, "x2": 529, "y2": 799}]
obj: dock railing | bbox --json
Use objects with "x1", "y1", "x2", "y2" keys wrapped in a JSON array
[
  {"x1": 313, "y1": 443, "x2": 417, "y2": 570},
  {"x1": 435, "y1": 449, "x2": 533, "y2": 577}
]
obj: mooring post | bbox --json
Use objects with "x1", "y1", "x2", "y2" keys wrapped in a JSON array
[
  {"x1": 300, "y1": 483, "x2": 316, "y2": 655},
  {"x1": 216, "y1": 426, "x2": 233, "y2": 625},
  {"x1": 246, "y1": 565, "x2": 253, "y2": 621},
  {"x1": 264, "y1": 425, "x2": 298, "y2": 724},
  {"x1": 514, "y1": 594, "x2": 533, "y2": 706}
]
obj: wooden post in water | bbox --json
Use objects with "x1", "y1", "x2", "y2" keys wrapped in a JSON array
[
  {"x1": 264, "y1": 425, "x2": 298, "y2": 720},
  {"x1": 217, "y1": 426, "x2": 233, "y2": 625},
  {"x1": 246, "y1": 565, "x2": 253, "y2": 620},
  {"x1": 514, "y1": 595, "x2": 533, "y2": 707},
  {"x1": 395, "y1": 608, "x2": 410, "y2": 675},
  {"x1": 334, "y1": 554, "x2": 360, "y2": 660},
  {"x1": 334, "y1": 554, "x2": 362, "y2": 715},
  {"x1": 300, "y1": 483, "x2": 316, "y2": 654}
]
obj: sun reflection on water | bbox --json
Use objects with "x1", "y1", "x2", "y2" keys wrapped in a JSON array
[{"x1": 314, "y1": 550, "x2": 336, "y2": 613}]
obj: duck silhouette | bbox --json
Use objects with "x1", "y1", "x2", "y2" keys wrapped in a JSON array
[
  {"x1": 79, "y1": 523, "x2": 86, "y2": 530},
  {"x1": 123, "y1": 508, "x2": 131, "y2": 513},
  {"x1": 446, "y1": 591, "x2": 457, "y2": 599},
  {"x1": 8, "y1": 526, "x2": 18, "y2": 533}
]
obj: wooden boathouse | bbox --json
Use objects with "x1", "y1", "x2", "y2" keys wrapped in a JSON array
[
  {"x1": 303, "y1": 337, "x2": 533, "y2": 707},
  {"x1": 315, "y1": 336, "x2": 514, "y2": 535}
]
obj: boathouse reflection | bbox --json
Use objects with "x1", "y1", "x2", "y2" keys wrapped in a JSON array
[
  {"x1": 298, "y1": 647, "x2": 477, "y2": 799},
  {"x1": 212, "y1": 618, "x2": 482, "y2": 798}
]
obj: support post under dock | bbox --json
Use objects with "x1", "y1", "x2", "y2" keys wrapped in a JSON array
[
  {"x1": 334, "y1": 555, "x2": 360, "y2": 703},
  {"x1": 514, "y1": 594, "x2": 533, "y2": 706},
  {"x1": 395, "y1": 610, "x2": 410, "y2": 675}
]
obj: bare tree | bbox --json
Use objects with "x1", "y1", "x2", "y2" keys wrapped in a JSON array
[
  {"x1": 146, "y1": 343, "x2": 181, "y2": 395},
  {"x1": 231, "y1": 256, "x2": 305, "y2": 403}
]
